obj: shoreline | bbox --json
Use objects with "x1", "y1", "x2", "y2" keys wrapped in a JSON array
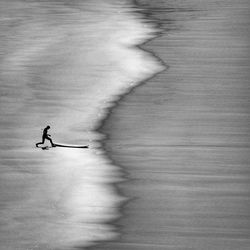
[
  {"x1": 86, "y1": 0, "x2": 194, "y2": 249},
  {"x1": 87, "y1": 0, "x2": 250, "y2": 249},
  {"x1": 86, "y1": 1, "x2": 167, "y2": 249}
]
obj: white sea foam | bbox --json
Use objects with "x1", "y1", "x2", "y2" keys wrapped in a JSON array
[{"x1": 0, "y1": 0, "x2": 164, "y2": 249}]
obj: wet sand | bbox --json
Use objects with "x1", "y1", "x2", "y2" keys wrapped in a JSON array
[{"x1": 88, "y1": 0, "x2": 250, "y2": 249}]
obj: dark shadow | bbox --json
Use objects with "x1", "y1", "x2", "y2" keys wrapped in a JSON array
[
  {"x1": 35, "y1": 126, "x2": 89, "y2": 149},
  {"x1": 54, "y1": 144, "x2": 89, "y2": 148}
]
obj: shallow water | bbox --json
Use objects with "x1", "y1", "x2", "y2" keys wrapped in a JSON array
[{"x1": 0, "y1": 0, "x2": 163, "y2": 249}]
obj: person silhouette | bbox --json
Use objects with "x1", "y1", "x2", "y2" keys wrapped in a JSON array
[{"x1": 36, "y1": 125, "x2": 55, "y2": 147}]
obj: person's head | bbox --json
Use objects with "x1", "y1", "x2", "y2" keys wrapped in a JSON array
[{"x1": 46, "y1": 125, "x2": 50, "y2": 129}]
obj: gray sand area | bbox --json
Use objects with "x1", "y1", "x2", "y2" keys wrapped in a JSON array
[{"x1": 89, "y1": 0, "x2": 250, "y2": 249}]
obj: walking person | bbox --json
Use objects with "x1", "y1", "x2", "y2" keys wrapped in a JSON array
[{"x1": 36, "y1": 125, "x2": 55, "y2": 147}]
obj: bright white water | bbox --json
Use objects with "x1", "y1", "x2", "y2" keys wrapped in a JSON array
[{"x1": 0, "y1": 0, "x2": 163, "y2": 249}]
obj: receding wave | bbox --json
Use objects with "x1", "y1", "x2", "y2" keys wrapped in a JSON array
[{"x1": 0, "y1": 0, "x2": 164, "y2": 249}]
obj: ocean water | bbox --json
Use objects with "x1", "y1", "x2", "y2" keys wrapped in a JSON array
[{"x1": 0, "y1": 0, "x2": 163, "y2": 249}]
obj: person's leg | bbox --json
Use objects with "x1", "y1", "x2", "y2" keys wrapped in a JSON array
[
  {"x1": 46, "y1": 136, "x2": 55, "y2": 147},
  {"x1": 36, "y1": 136, "x2": 45, "y2": 147}
]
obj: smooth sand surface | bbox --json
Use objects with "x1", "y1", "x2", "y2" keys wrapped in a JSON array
[{"x1": 88, "y1": 0, "x2": 250, "y2": 249}]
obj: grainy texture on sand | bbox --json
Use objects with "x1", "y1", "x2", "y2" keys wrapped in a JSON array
[{"x1": 89, "y1": 0, "x2": 250, "y2": 249}]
